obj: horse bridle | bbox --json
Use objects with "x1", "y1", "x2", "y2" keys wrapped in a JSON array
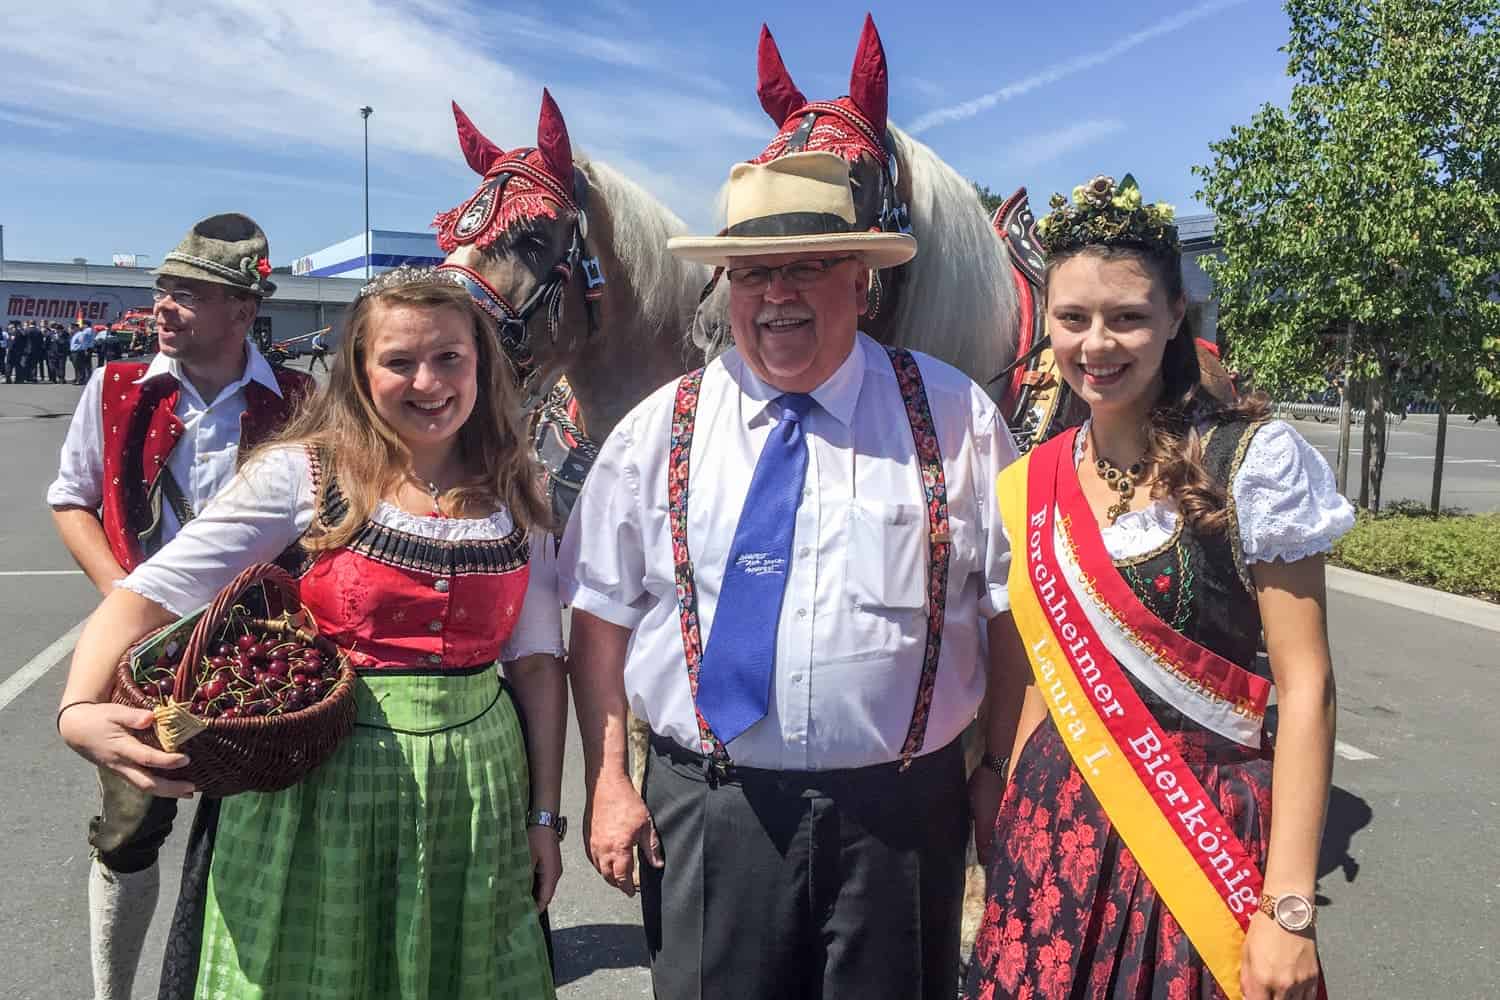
[
  {"x1": 986, "y1": 188, "x2": 1073, "y2": 454},
  {"x1": 695, "y1": 101, "x2": 912, "y2": 315},
  {"x1": 437, "y1": 152, "x2": 606, "y2": 403}
]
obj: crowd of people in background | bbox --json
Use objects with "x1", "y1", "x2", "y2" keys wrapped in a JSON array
[{"x1": 2, "y1": 320, "x2": 129, "y2": 385}]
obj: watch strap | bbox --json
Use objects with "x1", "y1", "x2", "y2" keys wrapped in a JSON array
[{"x1": 527, "y1": 809, "x2": 567, "y2": 840}]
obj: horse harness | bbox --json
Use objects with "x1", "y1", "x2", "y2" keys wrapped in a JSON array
[
  {"x1": 667, "y1": 347, "x2": 950, "y2": 776},
  {"x1": 531, "y1": 379, "x2": 598, "y2": 537},
  {"x1": 988, "y1": 188, "x2": 1074, "y2": 454},
  {"x1": 436, "y1": 151, "x2": 607, "y2": 405}
]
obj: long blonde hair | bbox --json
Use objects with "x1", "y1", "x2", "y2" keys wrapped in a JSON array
[{"x1": 255, "y1": 277, "x2": 548, "y2": 550}]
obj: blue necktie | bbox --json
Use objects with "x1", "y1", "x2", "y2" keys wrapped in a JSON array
[{"x1": 696, "y1": 392, "x2": 814, "y2": 745}]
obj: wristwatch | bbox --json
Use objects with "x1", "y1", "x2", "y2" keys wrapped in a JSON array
[
  {"x1": 980, "y1": 752, "x2": 1011, "y2": 778},
  {"x1": 527, "y1": 809, "x2": 568, "y2": 841},
  {"x1": 1259, "y1": 892, "x2": 1316, "y2": 931}
]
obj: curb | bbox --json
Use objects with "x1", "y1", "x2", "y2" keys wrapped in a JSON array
[{"x1": 1325, "y1": 565, "x2": 1500, "y2": 634}]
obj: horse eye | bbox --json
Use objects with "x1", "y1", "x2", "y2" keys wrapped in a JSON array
[{"x1": 509, "y1": 232, "x2": 545, "y2": 253}]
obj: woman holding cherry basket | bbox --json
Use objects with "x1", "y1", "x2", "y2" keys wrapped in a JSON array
[{"x1": 58, "y1": 268, "x2": 564, "y2": 999}]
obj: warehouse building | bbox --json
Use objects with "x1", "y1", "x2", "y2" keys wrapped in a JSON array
[{"x1": 0, "y1": 260, "x2": 359, "y2": 345}]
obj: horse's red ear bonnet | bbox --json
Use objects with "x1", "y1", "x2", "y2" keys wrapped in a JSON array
[
  {"x1": 756, "y1": 24, "x2": 806, "y2": 125},
  {"x1": 451, "y1": 101, "x2": 504, "y2": 177},
  {"x1": 847, "y1": 13, "x2": 888, "y2": 138},
  {"x1": 753, "y1": 13, "x2": 890, "y2": 166},
  {"x1": 536, "y1": 88, "x2": 574, "y2": 186},
  {"x1": 433, "y1": 89, "x2": 581, "y2": 254}
]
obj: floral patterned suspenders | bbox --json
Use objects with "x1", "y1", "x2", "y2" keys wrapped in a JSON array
[{"x1": 668, "y1": 347, "x2": 952, "y2": 770}]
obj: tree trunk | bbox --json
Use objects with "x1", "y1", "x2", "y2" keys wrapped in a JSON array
[
  {"x1": 1369, "y1": 368, "x2": 1388, "y2": 513},
  {"x1": 1335, "y1": 323, "x2": 1354, "y2": 495},
  {"x1": 1430, "y1": 404, "x2": 1448, "y2": 514},
  {"x1": 1358, "y1": 394, "x2": 1374, "y2": 510}
]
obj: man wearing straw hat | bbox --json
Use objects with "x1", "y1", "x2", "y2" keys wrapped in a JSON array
[
  {"x1": 48, "y1": 213, "x2": 311, "y2": 1000},
  {"x1": 561, "y1": 151, "x2": 1026, "y2": 999}
]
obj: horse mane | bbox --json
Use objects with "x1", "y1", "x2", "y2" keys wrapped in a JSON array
[
  {"x1": 884, "y1": 125, "x2": 1019, "y2": 383},
  {"x1": 578, "y1": 154, "x2": 708, "y2": 337}
]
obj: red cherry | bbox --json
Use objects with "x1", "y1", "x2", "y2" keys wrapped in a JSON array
[
  {"x1": 266, "y1": 660, "x2": 290, "y2": 679},
  {"x1": 202, "y1": 678, "x2": 227, "y2": 700},
  {"x1": 236, "y1": 635, "x2": 256, "y2": 653},
  {"x1": 154, "y1": 678, "x2": 175, "y2": 699},
  {"x1": 221, "y1": 706, "x2": 241, "y2": 719}
]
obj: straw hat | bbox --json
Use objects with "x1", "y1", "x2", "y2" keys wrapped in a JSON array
[{"x1": 667, "y1": 151, "x2": 915, "y2": 268}]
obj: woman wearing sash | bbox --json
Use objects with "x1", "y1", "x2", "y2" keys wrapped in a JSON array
[
  {"x1": 58, "y1": 268, "x2": 563, "y2": 999},
  {"x1": 964, "y1": 175, "x2": 1351, "y2": 1000}
]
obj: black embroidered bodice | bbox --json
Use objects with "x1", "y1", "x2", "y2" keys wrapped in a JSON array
[{"x1": 1108, "y1": 420, "x2": 1266, "y2": 733}]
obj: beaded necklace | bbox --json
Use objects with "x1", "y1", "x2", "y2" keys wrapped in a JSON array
[{"x1": 1089, "y1": 429, "x2": 1147, "y2": 524}]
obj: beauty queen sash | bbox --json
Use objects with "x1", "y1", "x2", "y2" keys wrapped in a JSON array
[{"x1": 997, "y1": 429, "x2": 1272, "y2": 999}]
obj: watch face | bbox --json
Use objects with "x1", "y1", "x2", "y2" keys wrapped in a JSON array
[{"x1": 1274, "y1": 894, "x2": 1314, "y2": 931}]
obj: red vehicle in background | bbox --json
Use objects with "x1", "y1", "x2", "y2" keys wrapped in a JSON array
[{"x1": 109, "y1": 308, "x2": 156, "y2": 355}]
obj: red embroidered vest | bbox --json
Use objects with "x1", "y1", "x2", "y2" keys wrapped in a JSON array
[{"x1": 99, "y1": 361, "x2": 312, "y2": 572}]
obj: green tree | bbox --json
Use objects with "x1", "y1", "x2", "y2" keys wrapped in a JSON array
[
  {"x1": 972, "y1": 181, "x2": 1006, "y2": 217},
  {"x1": 1195, "y1": 0, "x2": 1500, "y2": 511}
]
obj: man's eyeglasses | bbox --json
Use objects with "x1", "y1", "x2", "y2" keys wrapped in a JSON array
[
  {"x1": 725, "y1": 256, "x2": 855, "y2": 293},
  {"x1": 152, "y1": 286, "x2": 217, "y2": 309}
]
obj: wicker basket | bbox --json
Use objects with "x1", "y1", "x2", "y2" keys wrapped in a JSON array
[{"x1": 112, "y1": 563, "x2": 357, "y2": 798}]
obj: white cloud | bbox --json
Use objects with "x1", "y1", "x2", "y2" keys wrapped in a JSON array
[
  {"x1": 906, "y1": 0, "x2": 1252, "y2": 135},
  {"x1": 0, "y1": 106, "x2": 72, "y2": 132},
  {"x1": 996, "y1": 119, "x2": 1127, "y2": 172},
  {"x1": 0, "y1": 0, "x2": 762, "y2": 182}
]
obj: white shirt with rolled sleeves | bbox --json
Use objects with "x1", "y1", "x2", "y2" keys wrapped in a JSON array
[
  {"x1": 557, "y1": 332, "x2": 1019, "y2": 771},
  {"x1": 46, "y1": 345, "x2": 282, "y2": 545}
]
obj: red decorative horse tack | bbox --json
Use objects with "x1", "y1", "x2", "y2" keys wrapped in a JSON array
[
  {"x1": 753, "y1": 15, "x2": 890, "y2": 167},
  {"x1": 433, "y1": 89, "x2": 580, "y2": 254}
]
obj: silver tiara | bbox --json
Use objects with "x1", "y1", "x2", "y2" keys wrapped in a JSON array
[{"x1": 358, "y1": 265, "x2": 466, "y2": 298}]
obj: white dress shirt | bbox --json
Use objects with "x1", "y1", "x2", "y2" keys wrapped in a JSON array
[
  {"x1": 46, "y1": 345, "x2": 282, "y2": 546},
  {"x1": 118, "y1": 446, "x2": 564, "y2": 662},
  {"x1": 558, "y1": 333, "x2": 1019, "y2": 770}
]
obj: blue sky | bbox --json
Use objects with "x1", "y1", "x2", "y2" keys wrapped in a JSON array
[{"x1": 0, "y1": 0, "x2": 1294, "y2": 267}]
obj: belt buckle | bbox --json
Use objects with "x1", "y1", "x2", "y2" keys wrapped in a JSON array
[{"x1": 702, "y1": 754, "x2": 733, "y2": 788}]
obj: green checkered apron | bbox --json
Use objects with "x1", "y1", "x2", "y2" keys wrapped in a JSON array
[{"x1": 191, "y1": 670, "x2": 553, "y2": 999}]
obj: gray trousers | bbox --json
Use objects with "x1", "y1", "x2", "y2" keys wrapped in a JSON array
[{"x1": 641, "y1": 733, "x2": 968, "y2": 1000}]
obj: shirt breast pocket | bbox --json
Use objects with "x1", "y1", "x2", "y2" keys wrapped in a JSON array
[{"x1": 844, "y1": 501, "x2": 928, "y2": 611}]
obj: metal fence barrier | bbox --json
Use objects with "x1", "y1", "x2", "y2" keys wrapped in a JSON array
[{"x1": 1271, "y1": 402, "x2": 1430, "y2": 425}]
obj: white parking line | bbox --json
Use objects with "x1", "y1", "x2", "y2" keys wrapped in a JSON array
[
  {"x1": 1334, "y1": 740, "x2": 1379, "y2": 761},
  {"x1": 0, "y1": 570, "x2": 85, "y2": 577},
  {"x1": 0, "y1": 618, "x2": 89, "y2": 714}
]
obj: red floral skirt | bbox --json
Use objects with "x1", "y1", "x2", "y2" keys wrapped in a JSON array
[{"x1": 963, "y1": 717, "x2": 1272, "y2": 1000}]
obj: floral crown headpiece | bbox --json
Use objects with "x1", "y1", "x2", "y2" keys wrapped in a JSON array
[
  {"x1": 1035, "y1": 174, "x2": 1178, "y2": 257},
  {"x1": 358, "y1": 265, "x2": 467, "y2": 299}
]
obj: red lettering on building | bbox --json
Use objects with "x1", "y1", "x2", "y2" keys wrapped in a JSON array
[{"x1": 6, "y1": 297, "x2": 118, "y2": 321}]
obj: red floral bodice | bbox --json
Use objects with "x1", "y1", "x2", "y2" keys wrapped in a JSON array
[{"x1": 284, "y1": 473, "x2": 531, "y2": 672}]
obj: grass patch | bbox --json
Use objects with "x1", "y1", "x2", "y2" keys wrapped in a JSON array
[{"x1": 1332, "y1": 504, "x2": 1500, "y2": 603}]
